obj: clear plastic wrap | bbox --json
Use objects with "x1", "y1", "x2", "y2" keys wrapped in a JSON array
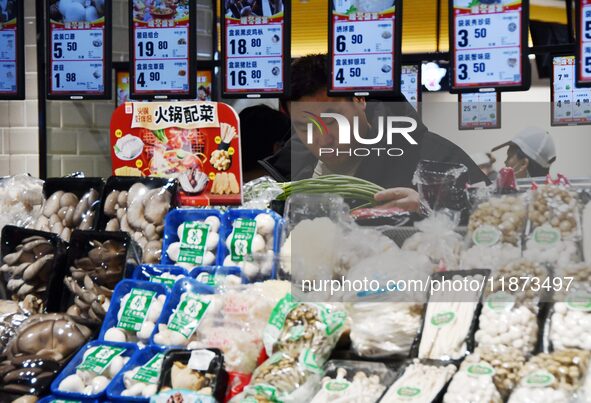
[
  {"x1": 443, "y1": 359, "x2": 503, "y2": 403},
  {"x1": 380, "y1": 359, "x2": 456, "y2": 403},
  {"x1": 523, "y1": 238, "x2": 581, "y2": 267},
  {"x1": 468, "y1": 194, "x2": 528, "y2": 247},
  {"x1": 528, "y1": 184, "x2": 581, "y2": 241},
  {"x1": 347, "y1": 302, "x2": 423, "y2": 359},
  {"x1": 0, "y1": 175, "x2": 44, "y2": 234},
  {"x1": 242, "y1": 176, "x2": 283, "y2": 209},
  {"x1": 549, "y1": 299, "x2": 591, "y2": 351},
  {"x1": 486, "y1": 259, "x2": 550, "y2": 308},
  {"x1": 186, "y1": 280, "x2": 291, "y2": 374},
  {"x1": 263, "y1": 294, "x2": 347, "y2": 365},
  {"x1": 236, "y1": 351, "x2": 322, "y2": 403},
  {"x1": 310, "y1": 360, "x2": 395, "y2": 403},
  {"x1": 412, "y1": 160, "x2": 469, "y2": 214},
  {"x1": 461, "y1": 346, "x2": 527, "y2": 400},
  {"x1": 508, "y1": 349, "x2": 590, "y2": 403},
  {"x1": 401, "y1": 211, "x2": 463, "y2": 271},
  {"x1": 460, "y1": 243, "x2": 522, "y2": 272}
]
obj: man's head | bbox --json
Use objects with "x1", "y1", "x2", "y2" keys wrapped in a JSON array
[
  {"x1": 285, "y1": 54, "x2": 370, "y2": 170},
  {"x1": 492, "y1": 127, "x2": 556, "y2": 178}
]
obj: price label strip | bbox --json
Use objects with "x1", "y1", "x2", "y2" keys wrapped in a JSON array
[
  {"x1": 577, "y1": 0, "x2": 591, "y2": 85},
  {"x1": 459, "y1": 92, "x2": 500, "y2": 130},
  {"x1": 0, "y1": 0, "x2": 23, "y2": 98},
  {"x1": 552, "y1": 56, "x2": 591, "y2": 126},
  {"x1": 329, "y1": 1, "x2": 400, "y2": 95},
  {"x1": 401, "y1": 65, "x2": 421, "y2": 112},
  {"x1": 130, "y1": 0, "x2": 195, "y2": 98},
  {"x1": 451, "y1": 0, "x2": 527, "y2": 91},
  {"x1": 223, "y1": 0, "x2": 288, "y2": 96},
  {"x1": 47, "y1": 0, "x2": 110, "y2": 98}
]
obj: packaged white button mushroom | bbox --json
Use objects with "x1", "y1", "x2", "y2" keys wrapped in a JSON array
[
  {"x1": 105, "y1": 345, "x2": 165, "y2": 400},
  {"x1": 132, "y1": 264, "x2": 189, "y2": 289},
  {"x1": 549, "y1": 297, "x2": 591, "y2": 351},
  {"x1": 380, "y1": 359, "x2": 456, "y2": 403},
  {"x1": 191, "y1": 266, "x2": 244, "y2": 288},
  {"x1": 508, "y1": 349, "x2": 590, "y2": 403},
  {"x1": 443, "y1": 360, "x2": 502, "y2": 403},
  {"x1": 222, "y1": 209, "x2": 280, "y2": 281},
  {"x1": 161, "y1": 209, "x2": 223, "y2": 271},
  {"x1": 30, "y1": 178, "x2": 103, "y2": 242},
  {"x1": 523, "y1": 236, "x2": 581, "y2": 267},
  {"x1": 98, "y1": 280, "x2": 169, "y2": 347},
  {"x1": 185, "y1": 280, "x2": 290, "y2": 375},
  {"x1": 528, "y1": 184, "x2": 581, "y2": 241},
  {"x1": 98, "y1": 177, "x2": 176, "y2": 263},
  {"x1": 50, "y1": 341, "x2": 137, "y2": 400},
  {"x1": 63, "y1": 231, "x2": 140, "y2": 323},
  {"x1": 418, "y1": 270, "x2": 489, "y2": 361},
  {"x1": 310, "y1": 360, "x2": 395, "y2": 403},
  {"x1": 150, "y1": 277, "x2": 216, "y2": 348}
]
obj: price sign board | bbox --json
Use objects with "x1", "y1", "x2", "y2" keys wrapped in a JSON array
[
  {"x1": 458, "y1": 91, "x2": 501, "y2": 130},
  {"x1": 129, "y1": 0, "x2": 196, "y2": 99},
  {"x1": 46, "y1": 0, "x2": 111, "y2": 99},
  {"x1": 401, "y1": 64, "x2": 422, "y2": 113},
  {"x1": 0, "y1": 0, "x2": 23, "y2": 99},
  {"x1": 576, "y1": 0, "x2": 591, "y2": 87},
  {"x1": 552, "y1": 56, "x2": 591, "y2": 126},
  {"x1": 450, "y1": 0, "x2": 529, "y2": 92},
  {"x1": 222, "y1": 0, "x2": 290, "y2": 98},
  {"x1": 328, "y1": 0, "x2": 402, "y2": 96}
]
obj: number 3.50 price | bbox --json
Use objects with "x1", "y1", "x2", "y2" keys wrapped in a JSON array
[{"x1": 458, "y1": 62, "x2": 486, "y2": 80}]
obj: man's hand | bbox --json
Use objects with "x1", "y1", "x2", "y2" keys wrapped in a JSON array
[{"x1": 374, "y1": 188, "x2": 422, "y2": 213}]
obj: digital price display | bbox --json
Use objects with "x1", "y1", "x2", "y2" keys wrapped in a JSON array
[
  {"x1": 576, "y1": 0, "x2": 591, "y2": 86},
  {"x1": 329, "y1": 0, "x2": 401, "y2": 96},
  {"x1": 46, "y1": 0, "x2": 111, "y2": 99},
  {"x1": 0, "y1": 0, "x2": 23, "y2": 99},
  {"x1": 552, "y1": 56, "x2": 591, "y2": 126},
  {"x1": 116, "y1": 70, "x2": 212, "y2": 106},
  {"x1": 401, "y1": 65, "x2": 421, "y2": 113},
  {"x1": 458, "y1": 92, "x2": 501, "y2": 130},
  {"x1": 222, "y1": 0, "x2": 289, "y2": 97},
  {"x1": 450, "y1": 0, "x2": 529, "y2": 92},
  {"x1": 130, "y1": 0, "x2": 196, "y2": 99}
]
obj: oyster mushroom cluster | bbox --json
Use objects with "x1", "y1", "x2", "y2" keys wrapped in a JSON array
[
  {"x1": 33, "y1": 189, "x2": 99, "y2": 242},
  {"x1": 64, "y1": 240, "x2": 126, "y2": 322},
  {"x1": 0, "y1": 314, "x2": 91, "y2": 396},
  {"x1": 1, "y1": 236, "x2": 56, "y2": 306},
  {"x1": 103, "y1": 183, "x2": 173, "y2": 263}
]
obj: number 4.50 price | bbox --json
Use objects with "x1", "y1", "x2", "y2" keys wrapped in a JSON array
[
  {"x1": 54, "y1": 72, "x2": 76, "y2": 87},
  {"x1": 335, "y1": 67, "x2": 361, "y2": 84}
]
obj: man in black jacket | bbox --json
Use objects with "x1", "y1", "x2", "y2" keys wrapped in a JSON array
[{"x1": 259, "y1": 54, "x2": 489, "y2": 212}]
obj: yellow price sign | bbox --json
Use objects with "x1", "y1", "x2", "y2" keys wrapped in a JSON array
[
  {"x1": 228, "y1": 147, "x2": 235, "y2": 156},
  {"x1": 115, "y1": 129, "x2": 123, "y2": 138},
  {"x1": 214, "y1": 136, "x2": 222, "y2": 144},
  {"x1": 135, "y1": 160, "x2": 143, "y2": 168}
]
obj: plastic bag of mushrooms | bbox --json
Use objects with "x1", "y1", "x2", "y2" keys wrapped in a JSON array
[{"x1": 101, "y1": 181, "x2": 175, "y2": 264}]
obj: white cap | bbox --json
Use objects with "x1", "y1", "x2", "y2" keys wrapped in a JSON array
[
  {"x1": 492, "y1": 127, "x2": 556, "y2": 168},
  {"x1": 470, "y1": 153, "x2": 490, "y2": 166}
]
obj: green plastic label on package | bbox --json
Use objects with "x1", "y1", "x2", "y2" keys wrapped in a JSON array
[
  {"x1": 54, "y1": 400, "x2": 82, "y2": 403},
  {"x1": 117, "y1": 288, "x2": 157, "y2": 332},
  {"x1": 132, "y1": 353, "x2": 165, "y2": 384},
  {"x1": 230, "y1": 218, "x2": 257, "y2": 262},
  {"x1": 149, "y1": 275, "x2": 176, "y2": 288},
  {"x1": 324, "y1": 380, "x2": 351, "y2": 392},
  {"x1": 167, "y1": 293, "x2": 210, "y2": 339},
  {"x1": 267, "y1": 294, "x2": 296, "y2": 331},
  {"x1": 467, "y1": 363, "x2": 494, "y2": 377},
  {"x1": 77, "y1": 346, "x2": 126, "y2": 374},
  {"x1": 178, "y1": 222, "x2": 210, "y2": 265},
  {"x1": 196, "y1": 272, "x2": 217, "y2": 286},
  {"x1": 430, "y1": 311, "x2": 456, "y2": 327},
  {"x1": 525, "y1": 370, "x2": 555, "y2": 387},
  {"x1": 473, "y1": 225, "x2": 501, "y2": 247},
  {"x1": 533, "y1": 225, "x2": 561, "y2": 246},
  {"x1": 396, "y1": 386, "x2": 421, "y2": 398}
]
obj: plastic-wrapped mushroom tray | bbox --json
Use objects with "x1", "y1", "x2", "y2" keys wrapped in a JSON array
[
  {"x1": 95, "y1": 176, "x2": 178, "y2": 264},
  {"x1": 0, "y1": 225, "x2": 67, "y2": 312},
  {"x1": 132, "y1": 264, "x2": 189, "y2": 289},
  {"x1": 60, "y1": 230, "x2": 141, "y2": 324}
]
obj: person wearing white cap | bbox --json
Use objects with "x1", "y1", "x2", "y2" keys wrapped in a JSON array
[{"x1": 491, "y1": 127, "x2": 557, "y2": 179}]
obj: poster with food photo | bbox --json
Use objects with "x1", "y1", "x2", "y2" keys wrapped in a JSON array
[{"x1": 110, "y1": 101, "x2": 243, "y2": 206}]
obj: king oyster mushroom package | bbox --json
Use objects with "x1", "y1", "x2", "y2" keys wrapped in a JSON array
[
  {"x1": 97, "y1": 176, "x2": 177, "y2": 264},
  {"x1": 61, "y1": 230, "x2": 141, "y2": 324},
  {"x1": 29, "y1": 177, "x2": 103, "y2": 242},
  {"x1": 0, "y1": 225, "x2": 68, "y2": 314}
]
